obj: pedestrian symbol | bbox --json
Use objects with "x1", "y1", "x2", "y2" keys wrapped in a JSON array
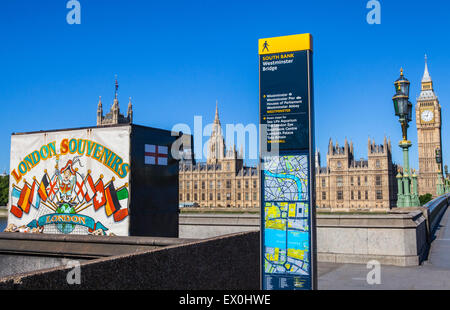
[{"x1": 262, "y1": 41, "x2": 269, "y2": 52}]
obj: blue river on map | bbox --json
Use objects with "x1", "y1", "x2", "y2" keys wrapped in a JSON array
[
  {"x1": 287, "y1": 230, "x2": 309, "y2": 250},
  {"x1": 265, "y1": 228, "x2": 287, "y2": 248},
  {"x1": 264, "y1": 171, "x2": 303, "y2": 198},
  {"x1": 265, "y1": 228, "x2": 309, "y2": 250}
]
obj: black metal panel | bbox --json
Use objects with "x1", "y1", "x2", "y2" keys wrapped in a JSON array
[{"x1": 129, "y1": 124, "x2": 191, "y2": 237}]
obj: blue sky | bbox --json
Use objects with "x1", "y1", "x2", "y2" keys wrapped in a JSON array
[{"x1": 0, "y1": 0, "x2": 449, "y2": 171}]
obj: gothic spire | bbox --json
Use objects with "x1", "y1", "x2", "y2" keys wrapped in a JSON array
[
  {"x1": 114, "y1": 74, "x2": 119, "y2": 99},
  {"x1": 214, "y1": 100, "x2": 220, "y2": 124},
  {"x1": 422, "y1": 54, "x2": 432, "y2": 83},
  {"x1": 112, "y1": 75, "x2": 119, "y2": 111},
  {"x1": 207, "y1": 100, "x2": 225, "y2": 164},
  {"x1": 419, "y1": 55, "x2": 437, "y2": 100}
]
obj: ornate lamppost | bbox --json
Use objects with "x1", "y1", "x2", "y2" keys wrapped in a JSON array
[
  {"x1": 445, "y1": 165, "x2": 450, "y2": 194},
  {"x1": 392, "y1": 68, "x2": 420, "y2": 207}
]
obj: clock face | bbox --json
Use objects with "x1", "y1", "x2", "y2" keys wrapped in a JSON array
[{"x1": 421, "y1": 110, "x2": 434, "y2": 122}]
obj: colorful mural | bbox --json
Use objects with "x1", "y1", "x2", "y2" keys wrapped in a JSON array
[{"x1": 7, "y1": 127, "x2": 131, "y2": 236}]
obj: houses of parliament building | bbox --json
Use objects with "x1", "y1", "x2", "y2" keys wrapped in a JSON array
[
  {"x1": 178, "y1": 104, "x2": 260, "y2": 208},
  {"x1": 315, "y1": 137, "x2": 398, "y2": 211},
  {"x1": 314, "y1": 57, "x2": 443, "y2": 211},
  {"x1": 98, "y1": 57, "x2": 443, "y2": 211}
]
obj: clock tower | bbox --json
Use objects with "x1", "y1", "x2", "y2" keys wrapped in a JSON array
[{"x1": 416, "y1": 56, "x2": 442, "y2": 196}]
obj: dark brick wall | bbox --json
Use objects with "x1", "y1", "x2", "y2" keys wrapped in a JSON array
[{"x1": 0, "y1": 231, "x2": 260, "y2": 290}]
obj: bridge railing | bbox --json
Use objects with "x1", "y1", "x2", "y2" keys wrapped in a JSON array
[{"x1": 423, "y1": 193, "x2": 450, "y2": 237}]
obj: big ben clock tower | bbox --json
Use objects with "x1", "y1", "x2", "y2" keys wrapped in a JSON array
[{"x1": 416, "y1": 56, "x2": 443, "y2": 196}]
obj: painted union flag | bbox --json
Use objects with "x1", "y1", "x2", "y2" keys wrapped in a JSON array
[{"x1": 144, "y1": 144, "x2": 168, "y2": 166}]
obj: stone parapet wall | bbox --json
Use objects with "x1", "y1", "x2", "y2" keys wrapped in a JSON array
[
  {"x1": 0, "y1": 231, "x2": 259, "y2": 290},
  {"x1": 316, "y1": 211, "x2": 429, "y2": 266}
]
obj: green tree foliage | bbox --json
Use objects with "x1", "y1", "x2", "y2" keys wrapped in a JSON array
[
  {"x1": 0, "y1": 176, "x2": 8, "y2": 206},
  {"x1": 419, "y1": 193, "x2": 433, "y2": 206}
]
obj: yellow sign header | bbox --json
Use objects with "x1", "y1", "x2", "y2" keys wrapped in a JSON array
[{"x1": 258, "y1": 33, "x2": 312, "y2": 55}]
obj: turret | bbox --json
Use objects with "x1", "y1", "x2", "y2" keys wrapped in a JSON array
[
  {"x1": 97, "y1": 96, "x2": 103, "y2": 126},
  {"x1": 96, "y1": 76, "x2": 133, "y2": 126},
  {"x1": 127, "y1": 97, "x2": 133, "y2": 123},
  {"x1": 328, "y1": 138, "x2": 333, "y2": 155}
]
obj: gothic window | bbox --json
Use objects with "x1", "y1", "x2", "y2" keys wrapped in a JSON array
[
  {"x1": 322, "y1": 192, "x2": 326, "y2": 200},
  {"x1": 237, "y1": 193, "x2": 241, "y2": 200},
  {"x1": 337, "y1": 161, "x2": 342, "y2": 169},
  {"x1": 253, "y1": 192, "x2": 257, "y2": 200},
  {"x1": 350, "y1": 177, "x2": 354, "y2": 186},
  {"x1": 322, "y1": 179, "x2": 326, "y2": 188},
  {"x1": 365, "y1": 191, "x2": 368, "y2": 200},
  {"x1": 226, "y1": 193, "x2": 231, "y2": 201},
  {"x1": 357, "y1": 177, "x2": 361, "y2": 186},
  {"x1": 337, "y1": 191, "x2": 343, "y2": 200},
  {"x1": 180, "y1": 194, "x2": 183, "y2": 201},
  {"x1": 209, "y1": 193, "x2": 213, "y2": 200},
  {"x1": 217, "y1": 193, "x2": 221, "y2": 201},
  {"x1": 253, "y1": 180, "x2": 257, "y2": 189},
  {"x1": 194, "y1": 182, "x2": 198, "y2": 190},
  {"x1": 351, "y1": 191, "x2": 354, "y2": 200},
  {"x1": 237, "y1": 181, "x2": 241, "y2": 189},
  {"x1": 201, "y1": 193, "x2": 205, "y2": 201},
  {"x1": 376, "y1": 176, "x2": 382, "y2": 186},
  {"x1": 226, "y1": 180, "x2": 231, "y2": 189},
  {"x1": 245, "y1": 180, "x2": 249, "y2": 189},
  {"x1": 245, "y1": 193, "x2": 249, "y2": 201},
  {"x1": 187, "y1": 193, "x2": 190, "y2": 201},
  {"x1": 202, "y1": 181, "x2": 205, "y2": 190},
  {"x1": 376, "y1": 190, "x2": 383, "y2": 200},
  {"x1": 376, "y1": 160, "x2": 381, "y2": 168},
  {"x1": 186, "y1": 181, "x2": 190, "y2": 190},
  {"x1": 194, "y1": 193, "x2": 197, "y2": 201},
  {"x1": 337, "y1": 176, "x2": 343, "y2": 187},
  {"x1": 358, "y1": 191, "x2": 361, "y2": 200}
]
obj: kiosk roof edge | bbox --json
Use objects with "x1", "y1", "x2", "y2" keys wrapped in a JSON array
[{"x1": 258, "y1": 33, "x2": 312, "y2": 55}]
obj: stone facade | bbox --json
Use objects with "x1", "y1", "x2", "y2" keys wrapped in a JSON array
[
  {"x1": 416, "y1": 57, "x2": 443, "y2": 197},
  {"x1": 179, "y1": 104, "x2": 260, "y2": 208},
  {"x1": 315, "y1": 138, "x2": 398, "y2": 211}
]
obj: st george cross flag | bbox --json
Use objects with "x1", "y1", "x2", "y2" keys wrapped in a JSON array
[{"x1": 144, "y1": 144, "x2": 168, "y2": 166}]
